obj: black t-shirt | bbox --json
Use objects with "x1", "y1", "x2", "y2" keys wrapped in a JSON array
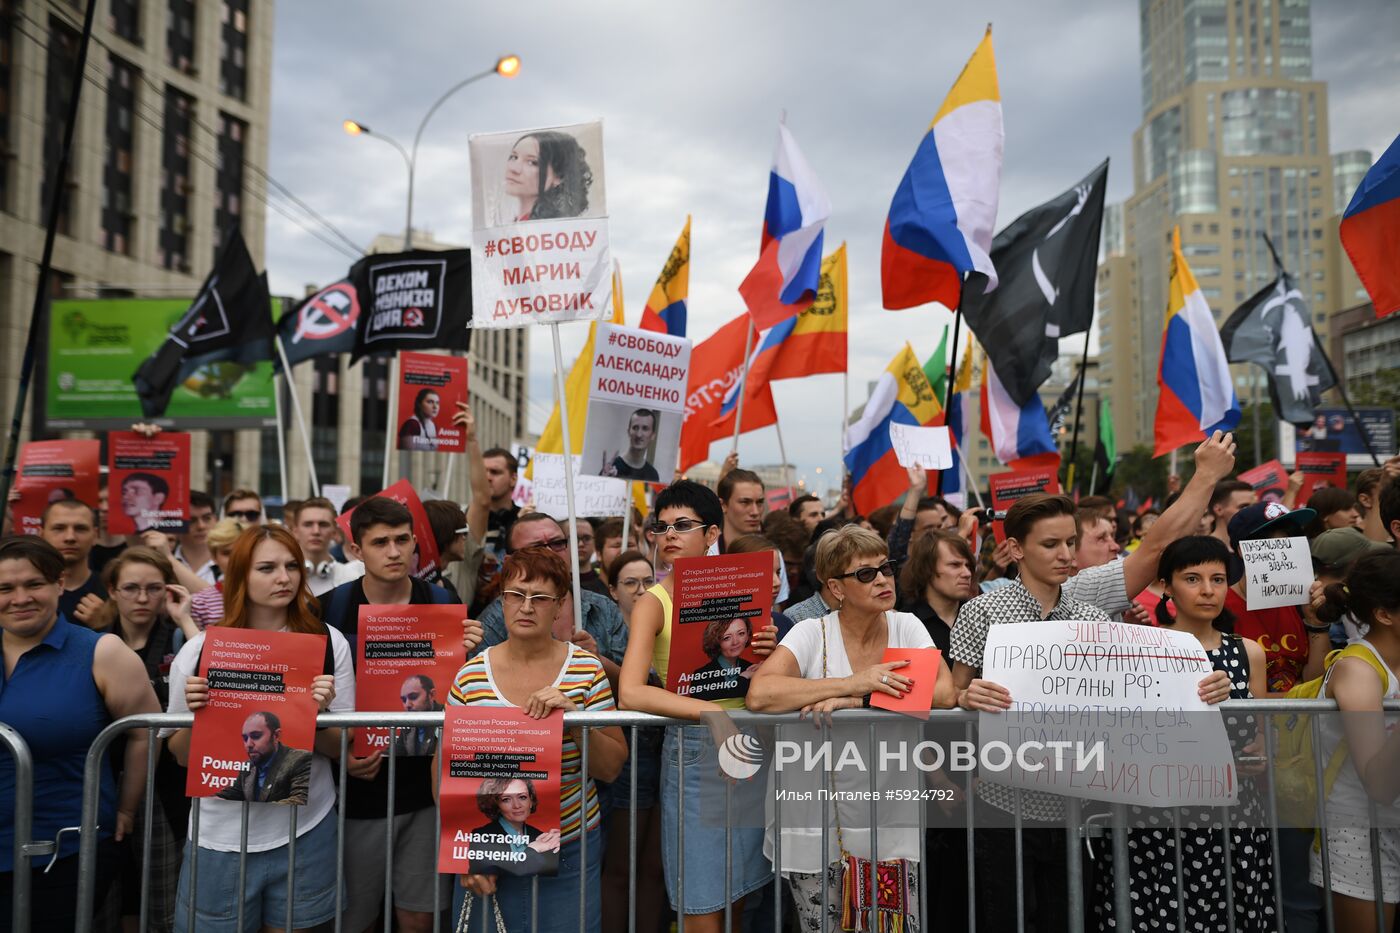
[
  {"x1": 59, "y1": 571, "x2": 108, "y2": 623},
  {"x1": 318, "y1": 576, "x2": 458, "y2": 819},
  {"x1": 904, "y1": 599, "x2": 955, "y2": 657},
  {"x1": 88, "y1": 542, "x2": 127, "y2": 575},
  {"x1": 578, "y1": 568, "x2": 611, "y2": 598},
  {"x1": 611, "y1": 456, "x2": 659, "y2": 482}
]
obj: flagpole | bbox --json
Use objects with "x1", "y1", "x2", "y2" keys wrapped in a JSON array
[
  {"x1": 550, "y1": 323, "x2": 585, "y2": 633},
  {"x1": 943, "y1": 312, "x2": 963, "y2": 497},
  {"x1": 1089, "y1": 461, "x2": 1099, "y2": 497},
  {"x1": 273, "y1": 373, "x2": 290, "y2": 507},
  {"x1": 0, "y1": 0, "x2": 98, "y2": 508},
  {"x1": 773, "y1": 416, "x2": 794, "y2": 499},
  {"x1": 274, "y1": 336, "x2": 321, "y2": 497},
  {"x1": 1315, "y1": 342, "x2": 1383, "y2": 469},
  {"x1": 731, "y1": 319, "x2": 756, "y2": 454},
  {"x1": 1065, "y1": 336, "x2": 1092, "y2": 492},
  {"x1": 957, "y1": 446, "x2": 986, "y2": 512},
  {"x1": 380, "y1": 354, "x2": 399, "y2": 491}
]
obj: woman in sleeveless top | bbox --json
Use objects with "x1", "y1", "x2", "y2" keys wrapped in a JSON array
[
  {"x1": 617, "y1": 481, "x2": 777, "y2": 931},
  {"x1": 1094, "y1": 535, "x2": 1275, "y2": 932},
  {"x1": 1312, "y1": 550, "x2": 1400, "y2": 933}
]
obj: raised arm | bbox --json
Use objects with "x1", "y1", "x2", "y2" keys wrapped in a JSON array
[{"x1": 455, "y1": 403, "x2": 491, "y2": 544}]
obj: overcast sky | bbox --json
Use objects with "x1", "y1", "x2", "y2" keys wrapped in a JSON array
[{"x1": 265, "y1": 0, "x2": 1400, "y2": 495}]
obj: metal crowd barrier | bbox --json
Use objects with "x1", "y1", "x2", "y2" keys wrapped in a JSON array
[
  {"x1": 1, "y1": 723, "x2": 36, "y2": 933},
  {"x1": 29, "y1": 702, "x2": 1395, "y2": 933}
]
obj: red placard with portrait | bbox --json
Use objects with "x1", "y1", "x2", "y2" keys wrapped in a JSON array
[
  {"x1": 989, "y1": 467, "x2": 1062, "y2": 543},
  {"x1": 13, "y1": 440, "x2": 100, "y2": 535},
  {"x1": 395, "y1": 351, "x2": 469, "y2": 454},
  {"x1": 353, "y1": 604, "x2": 466, "y2": 757},
  {"x1": 664, "y1": 551, "x2": 772, "y2": 702},
  {"x1": 106, "y1": 431, "x2": 191, "y2": 534}
]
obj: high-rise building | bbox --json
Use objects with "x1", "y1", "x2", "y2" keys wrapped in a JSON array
[
  {"x1": 1100, "y1": 0, "x2": 1339, "y2": 452},
  {"x1": 0, "y1": 0, "x2": 273, "y2": 491}
]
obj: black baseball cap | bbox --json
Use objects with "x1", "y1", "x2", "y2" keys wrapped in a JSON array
[{"x1": 1227, "y1": 501, "x2": 1316, "y2": 547}]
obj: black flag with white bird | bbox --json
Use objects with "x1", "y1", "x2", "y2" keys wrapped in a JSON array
[
  {"x1": 133, "y1": 228, "x2": 275, "y2": 416},
  {"x1": 1220, "y1": 242, "x2": 1337, "y2": 427},
  {"x1": 959, "y1": 159, "x2": 1109, "y2": 407}
]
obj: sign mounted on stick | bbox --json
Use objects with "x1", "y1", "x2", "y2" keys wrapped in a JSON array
[{"x1": 580, "y1": 323, "x2": 690, "y2": 483}]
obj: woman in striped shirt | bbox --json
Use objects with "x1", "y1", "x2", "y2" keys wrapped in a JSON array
[{"x1": 445, "y1": 545, "x2": 627, "y2": 933}]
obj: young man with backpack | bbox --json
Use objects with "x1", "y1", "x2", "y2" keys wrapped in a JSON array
[{"x1": 319, "y1": 496, "x2": 482, "y2": 933}]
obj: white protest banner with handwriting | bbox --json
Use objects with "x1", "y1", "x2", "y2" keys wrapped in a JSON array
[
  {"x1": 1239, "y1": 535, "x2": 1313, "y2": 610},
  {"x1": 469, "y1": 122, "x2": 611, "y2": 329},
  {"x1": 581, "y1": 323, "x2": 690, "y2": 483},
  {"x1": 531, "y1": 453, "x2": 628, "y2": 520},
  {"x1": 888, "y1": 423, "x2": 952, "y2": 470},
  {"x1": 979, "y1": 620, "x2": 1238, "y2": 807}
]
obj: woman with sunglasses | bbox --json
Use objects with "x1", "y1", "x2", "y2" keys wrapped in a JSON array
[
  {"x1": 440, "y1": 545, "x2": 627, "y2": 933},
  {"x1": 748, "y1": 524, "x2": 957, "y2": 931},
  {"x1": 618, "y1": 480, "x2": 777, "y2": 933}
]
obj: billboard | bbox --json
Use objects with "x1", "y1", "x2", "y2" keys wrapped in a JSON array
[
  {"x1": 45, "y1": 298, "x2": 280, "y2": 429},
  {"x1": 1283, "y1": 407, "x2": 1397, "y2": 469}
]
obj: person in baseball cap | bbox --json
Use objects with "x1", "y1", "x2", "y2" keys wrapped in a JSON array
[
  {"x1": 1223, "y1": 500, "x2": 1324, "y2": 696},
  {"x1": 1308, "y1": 527, "x2": 1393, "y2": 645}
]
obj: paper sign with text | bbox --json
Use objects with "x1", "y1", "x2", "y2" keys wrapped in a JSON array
[
  {"x1": 665, "y1": 552, "x2": 772, "y2": 702},
  {"x1": 988, "y1": 467, "x2": 1062, "y2": 543},
  {"x1": 353, "y1": 604, "x2": 467, "y2": 757},
  {"x1": 869, "y1": 647, "x2": 941, "y2": 718},
  {"x1": 979, "y1": 620, "x2": 1237, "y2": 807},
  {"x1": 530, "y1": 453, "x2": 629, "y2": 520},
  {"x1": 106, "y1": 431, "x2": 191, "y2": 534},
  {"x1": 322, "y1": 484, "x2": 352, "y2": 515},
  {"x1": 438, "y1": 706, "x2": 562, "y2": 876},
  {"x1": 14, "y1": 440, "x2": 100, "y2": 535},
  {"x1": 1239, "y1": 535, "x2": 1313, "y2": 610},
  {"x1": 1296, "y1": 451, "x2": 1347, "y2": 502},
  {"x1": 889, "y1": 424, "x2": 953, "y2": 470},
  {"x1": 469, "y1": 121, "x2": 611, "y2": 329},
  {"x1": 395, "y1": 352, "x2": 469, "y2": 453},
  {"x1": 1239, "y1": 459, "x2": 1288, "y2": 499},
  {"x1": 186, "y1": 627, "x2": 326, "y2": 803},
  {"x1": 335, "y1": 479, "x2": 441, "y2": 580},
  {"x1": 581, "y1": 323, "x2": 690, "y2": 484}
]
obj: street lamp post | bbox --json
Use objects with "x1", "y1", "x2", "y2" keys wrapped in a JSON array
[{"x1": 344, "y1": 54, "x2": 521, "y2": 490}]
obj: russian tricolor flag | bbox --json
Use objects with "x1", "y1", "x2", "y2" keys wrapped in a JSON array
[
  {"x1": 1153, "y1": 227, "x2": 1241, "y2": 456},
  {"x1": 882, "y1": 27, "x2": 1003, "y2": 311},
  {"x1": 639, "y1": 217, "x2": 691, "y2": 337},
  {"x1": 844, "y1": 344, "x2": 943, "y2": 515},
  {"x1": 980, "y1": 355, "x2": 1060, "y2": 471},
  {"x1": 1340, "y1": 133, "x2": 1400, "y2": 319},
  {"x1": 738, "y1": 123, "x2": 831, "y2": 331}
]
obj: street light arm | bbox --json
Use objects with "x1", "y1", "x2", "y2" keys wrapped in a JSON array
[{"x1": 410, "y1": 66, "x2": 498, "y2": 166}]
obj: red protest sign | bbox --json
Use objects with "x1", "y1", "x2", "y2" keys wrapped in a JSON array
[
  {"x1": 395, "y1": 351, "x2": 469, "y2": 454},
  {"x1": 106, "y1": 431, "x2": 191, "y2": 534},
  {"x1": 353, "y1": 604, "x2": 467, "y2": 757},
  {"x1": 1296, "y1": 451, "x2": 1347, "y2": 502},
  {"x1": 186, "y1": 627, "x2": 326, "y2": 803},
  {"x1": 989, "y1": 467, "x2": 1062, "y2": 543},
  {"x1": 869, "y1": 647, "x2": 941, "y2": 718},
  {"x1": 335, "y1": 479, "x2": 441, "y2": 579},
  {"x1": 1239, "y1": 460, "x2": 1288, "y2": 499},
  {"x1": 13, "y1": 440, "x2": 100, "y2": 535},
  {"x1": 665, "y1": 551, "x2": 772, "y2": 702},
  {"x1": 438, "y1": 707, "x2": 562, "y2": 876}
]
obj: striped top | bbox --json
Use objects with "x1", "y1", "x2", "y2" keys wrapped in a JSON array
[{"x1": 448, "y1": 644, "x2": 614, "y2": 841}]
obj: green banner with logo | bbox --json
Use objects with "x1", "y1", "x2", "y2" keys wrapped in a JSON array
[{"x1": 45, "y1": 298, "x2": 280, "y2": 429}]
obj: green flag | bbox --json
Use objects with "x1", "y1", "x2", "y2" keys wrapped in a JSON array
[
  {"x1": 1093, "y1": 398, "x2": 1117, "y2": 494},
  {"x1": 923, "y1": 325, "x2": 950, "y2": 408}
]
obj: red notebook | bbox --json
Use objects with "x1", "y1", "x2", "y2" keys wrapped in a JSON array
[{"x1": 869, "y1": 647, "x2": 941, "y2": 718}]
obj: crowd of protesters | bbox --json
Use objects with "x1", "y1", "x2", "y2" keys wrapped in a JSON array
[{"x1": 3, "y1": 416, "x2": 1400, "y2": 933}]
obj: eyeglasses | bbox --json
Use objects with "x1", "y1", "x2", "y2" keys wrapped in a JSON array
[
  {"x1": 645, "y1": 519, "x2": 707, "y2": 537},
  {"x1": 502, "y1": 590, "x2": 563, "y2": 611},
  {"x1": 616, "y1": 577, "x2": 656, "y2": 592},
  {"x1": 507, "y1": 538, "x2": 569, "y2": 555},
  {"x1": 834, "y1": 560, "x2": 897, "y2": 584},
  {"x1": 226, "y1": 510, "x2": 261, "y2": 522},
  {"x1": 116, "y1": 583, "x2": 166, "y2": 599}
]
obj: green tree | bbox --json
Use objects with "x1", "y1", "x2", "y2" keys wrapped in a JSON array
[{"x1": 1233, "y1": 401, "x2": 1278, "y2": 473}]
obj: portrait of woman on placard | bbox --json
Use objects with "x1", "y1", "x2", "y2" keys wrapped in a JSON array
[
  {"x1": 398, "y1": 388, "x2": 441, "y2": 452},
  {"x1": 689, "y1": 617, "x2": 757, "y2": 699},
  {"x1": 503, "y1": 131, "x2": 593, "y2": 221}
]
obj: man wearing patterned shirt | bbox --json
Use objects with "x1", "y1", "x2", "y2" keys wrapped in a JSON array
[{"x1": 949, "y1": 493, "x2": 1110, "y2": 933}]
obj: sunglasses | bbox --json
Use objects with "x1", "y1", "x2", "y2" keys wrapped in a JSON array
[
  {"x1": 508, "y1": 538, "x2": 569, "y2": 555},
  {"x1": 226, "y1": 510, "x2": 261, "y2": 522},
  {"x1": 835, "y1": 560, "x2": 897, "y2": 584}
]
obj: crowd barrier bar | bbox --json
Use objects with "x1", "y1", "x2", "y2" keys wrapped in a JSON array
[
  {"x1": 60, "y1": 701, "x2": 1400, "y2": 933},
  {"x1": 0, "y1": 723, "x2": 36, "y2": 933}
]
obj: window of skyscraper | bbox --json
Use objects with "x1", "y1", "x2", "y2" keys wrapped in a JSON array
[
  {"x1": 160, "y1": 87, "x2": 193, "y2": 270},
  {"x1": 1145, "y1": 105, "x2": 1183, "y2": 182},
  {"x1": 219, "y1": 0, "x2": 248, "y2": 100},
  {"x1": 1221, "y1": 88, "x2": 1302, "y2": 156},
  {"x1": 166, "y1": 0, "x2": 195, "y2": 73},
  {"x1": 0, "y1": 0, "x2": 13, "y2": 213},
  {"x1": 214, "y1": 111, "x2": 246, "y2": 256},
  {"x1": 41, "y1": 17, "x2": 80, "y2": 235},
  {"x1": 101, "y1": 54, "x2": 137, "y2": 255},
  {"x1": 109, "y1": 0, "x2": 139, "y2": 43}
]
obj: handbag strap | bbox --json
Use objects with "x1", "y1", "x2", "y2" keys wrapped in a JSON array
[
  {"x1": 455, "y1": 889, "x2": 508, "y2": 933},
  {"x1": 819, "y1": 618, "x2": 853, "y2": 861}
]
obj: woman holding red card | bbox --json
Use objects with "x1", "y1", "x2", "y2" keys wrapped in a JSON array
[
  {"x1": 748, "y1": 525, "x2": 957, "y2": 932},
  {"x1": 165, "y1": 526, "x2": 354, "y2": 933}
]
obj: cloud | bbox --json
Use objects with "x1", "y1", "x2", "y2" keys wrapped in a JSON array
[{"x1": 265, "y1": 0, "x2": 1398, "y2": 493}]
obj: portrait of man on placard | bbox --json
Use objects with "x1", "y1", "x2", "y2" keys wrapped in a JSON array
[{"x1": 216, "y1": 711, "x2": 312, "y2": 805}]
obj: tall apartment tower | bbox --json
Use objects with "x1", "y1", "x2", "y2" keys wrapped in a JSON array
[
  {"x1": 1100, "y1": 0, "x2": 1337, "y2": 451},
  {"x1": 0, "y1": 0, "x2": 274, "y2": 490}
]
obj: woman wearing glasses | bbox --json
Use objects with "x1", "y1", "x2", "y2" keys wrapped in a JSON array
[
  {"x1": 618, "y1": 480, "x2": 777, "y2": 933},
  {"x1": 443, "y1": 545, "x2": 627, "y2": 933},
  {"x1": 94, "y1": 547, "x2": 199, "y2": 932},
  {"x1": 748, "y1": 525, "x2": 958, "y2": 932}
]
